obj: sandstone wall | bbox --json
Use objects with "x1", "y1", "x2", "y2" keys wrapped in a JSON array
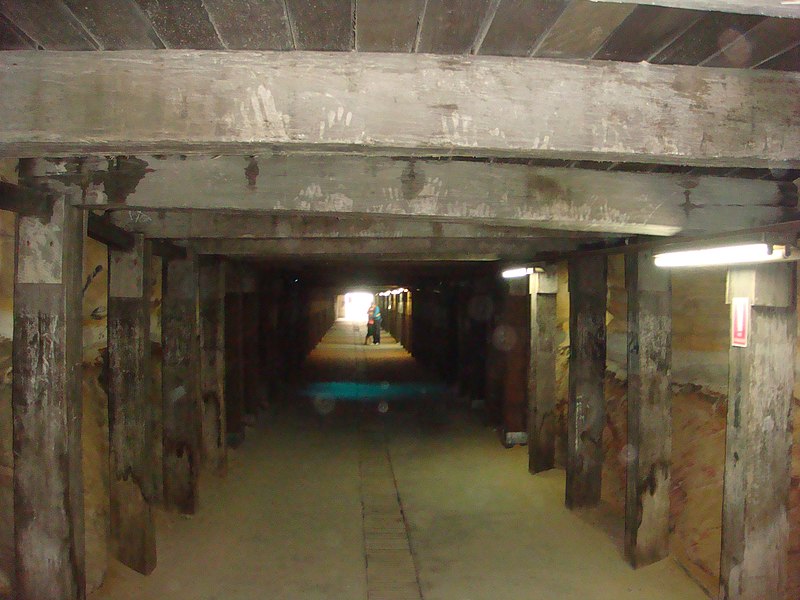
[{"x1": 553, "y1": 256, "x2": 800, "y2": 598}]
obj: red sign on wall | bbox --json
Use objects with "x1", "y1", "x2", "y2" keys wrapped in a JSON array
[{"x1": 731, "y1": 297, "x2": 750, "y2": 348}]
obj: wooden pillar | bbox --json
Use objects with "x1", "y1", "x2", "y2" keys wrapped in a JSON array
[
  {"x1": 225, "y1": 271, "x2": 245, "y2": 445},
  {"x1": 528, "y1": 266, "x2": 558, "y2": 473},
  {"x1": 501, "y1": 276, "x2": 529, "y2": 445},
  {"x1": 241, "y1": 271, "x2": 261, "y2": 418},
  {"x1": 12, "y1": 165, "x2": 86, "y2": 599},
  {"x1": 721, "y1": 262, "x2": 795, "y2": 600},
  {"x1": 566, "y1": 256, "x2": 607, "y2": 509},
  {"x1": 107, "y1": 235, "x2": 156, "y2": 574},
  {"x1": 624, "y1": 252, "x2": 671, "y2": 567},
  {"x1": 199, "y1": 257, "x2": 226, "y2": 475},
  {"x1": 161, "y1": 251, "x2": 201, "y2": 514}
]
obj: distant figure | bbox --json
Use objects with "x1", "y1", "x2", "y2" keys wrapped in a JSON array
[
  {"x1": 365, "y1": 300, "x2": 382, "y2": 345},
  {"x1": 372, "y1": 302, "x2": 381, "y2": 344}
]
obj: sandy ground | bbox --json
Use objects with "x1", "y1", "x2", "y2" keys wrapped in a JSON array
[{"x1": 92, "y1": 321, "x2": 707, "y2": 600}]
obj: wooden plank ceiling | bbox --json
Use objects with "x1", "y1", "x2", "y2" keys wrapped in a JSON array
[{"x1": 0, "y1": 0, "x2": 797, "y2": 186}]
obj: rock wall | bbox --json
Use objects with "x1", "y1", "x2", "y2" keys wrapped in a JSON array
[
  {"x1": 81, "y1": 237, "x2": 110, "y2": 594},
  {"x1": 553, "y1": 255, "x2": 800, "y2": 598}
]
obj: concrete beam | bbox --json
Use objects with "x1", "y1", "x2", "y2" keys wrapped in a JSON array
[
  {"x1": 722, "y1": 262, "x2": 795, "y2": 600},
  {"x1": 624, "y1": 251, "x2": 672, "y2": 568},
  {"x1": 566, "y1": 255, "x2": 607, "y2": 509},
  {"x1": 86, "y1": 156, "x2": 796, "y2": 237},
  {"x1": 0, "y1": 51, "x2": 798, "y2": 167},
  {"x1": 107, "y1": 235, "x2": 156, "y2": 574},
  {"x1": 12, "y1": 177, "x2": 86, "y2": 600},
  {"x1": 592, "y1": 0, "x2": 799, "y2": 18}
]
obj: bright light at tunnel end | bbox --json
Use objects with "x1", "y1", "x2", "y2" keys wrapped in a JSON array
[
  {"x1": 501, "y1": 267, "x2": 534, "y2": 279},
  {"x1": 653, "y1": 243, "x2": 788, "y2": 268}
]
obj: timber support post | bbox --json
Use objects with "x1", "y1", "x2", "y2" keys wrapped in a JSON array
[
  {"x1": 108, "y1": 234, "x2": 156, "y2": 574},
  {"x1": 721, "y1": 262, "x2": 796, "y2": 599},
  {"x1": 225, "y1": 266, "x2": 245, "y2": 446},
  {"x1": 241, "y1": 270, "x2": 261, "y2": 419},
  {"x1": 161, "y1": 249, "x2": 201, "y2": 514},
  {"x1": 624, "y1": 251, "x2": 672, "y2": 567},
  {"x1": 12, "y1": 160, "x2": 86, "y2": 599},
  {"x1": 199, "y1": 257, "x2": 227, "y2": 475},
  {"x1": 566, "y1": 256, "x2": 607, "y2": 509},
  {"x1": 528, "y1": 266, "x2": 558, "y2": 473},
  {"x1": 501, "y1": 276, "x2": 529, "y2": 446}
]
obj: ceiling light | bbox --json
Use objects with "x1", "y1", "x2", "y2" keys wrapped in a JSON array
[
  {"x1": 502, "y1": 267, "x2": 534, "y2": 279},
  {"x1": 653, "y1": 243, "x2": 787, "y2": 268}
]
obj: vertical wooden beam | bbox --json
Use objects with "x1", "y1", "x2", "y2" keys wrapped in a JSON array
[
  {"x1": 528, "y1": 266, "x2": 558, "y2": 473},
  {"x1": 241, "y1": 271, "x2": 261, "y2": 419},
  {"x1": 12, "y1": 167, "x2": 86, "y2": 599},
  {"x1": 721, "y1": 262, "x2": 795, "y2": 600},
  {"x1": 566, "y1": 256, "x2": 607, "y2": 509},
  {"x1": 502, "y1": 276, "x2": 529, "y2": 446},
  {"x1": 624, "y1": 251, "x2": 671, "y2": 567},
  {"x1": 225, "y1": 269, "x2": 245, "y2": 446},
  {"x1": 107, "y1": 235, "x2": 156, "y2": 574},
  {"x1": 161, "y1": 251, "x2": 201, "y2": 514},
  {"x1": 199, "y1": 257, "x2": 226, "y2": 475}
]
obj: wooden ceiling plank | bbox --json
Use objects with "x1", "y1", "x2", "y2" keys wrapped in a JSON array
[
  {"x1": 478, "y1": 0, "x2": 567, "y2": 57},
  {"x1": 0, "y1": 0, "x2": 96, "y2": 49},
  {"x1": 593, "y1": 5, "x2": 702, "y2": 62},
  {"x1": 201, "y1": 0, "x2": 292, "y2": 50},
  {"x1": 62, "y1": 0, "x2": 161, "y2": 49},
  {"x1": 2, "y1": 51, "x2": 798, "y2": 167},
  {"x1": 590, "y1": 1, "x2": 800, "y2": 19},
  {"x1": 356, "y1": 0, "x2": 424, "y2": 52},
  {"x1": 416, "y1": 0, "x2": 492, "y2": 54},
  {"x1": 0, "y1": 13, "x2": 35, "y2": 49},
  {"x1": 758, "y1": 43, "x2": 800, "y2": 71},
  {"x1": 285, "y1": 0, "x2": 352, "y2": 51},
  {"x1": 133, "y1": 0, "x2": 223, "y2": 49},
  {"x1": 533, "y1": 0, "x2": 635, "y2": 59},
  {"x1": 651, "y1": 12, "x2": 766, "y2": 65},
  {"x1": 73, "y1": 155, "x2": 795, "y2": 238},
  {"x1": 702, "y1": 17, "x2": 800, "y2": 68}
]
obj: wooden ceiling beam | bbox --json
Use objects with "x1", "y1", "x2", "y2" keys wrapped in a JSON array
[
  {"x1": 0, "y1": 51, "x2": 798, "y2": 167},
  {"x1": 590, "y1": 0, "x2": 800, "y2": 19},
  {"x1": 190, "y1": 237, "x2": 576, "y2": 260},
  {"x1": 108, "y1": 210, "x2": 610, "y2": 241},
  {"x1": 72, "y1": 155, "x2": 796, "y2": 237}
]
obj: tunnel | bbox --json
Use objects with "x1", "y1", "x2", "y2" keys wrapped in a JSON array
[{"x1": 1, "y1": 3, "x2": 800, "y2": 600}]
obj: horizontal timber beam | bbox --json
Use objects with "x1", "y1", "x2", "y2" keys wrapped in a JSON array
[
  {"x1": 190, "y1": 237, "x2": 574, "y2": 260},
  {"x1": 79, "y1": 156, "x2": 796, "y2": 237},
  {"x1": 591, "y1": 0, "x2": 799, "y2": 18},
  {"x1": 87, "y1": 213, "x2": 135, "y2": 250},
  {"x1": 109, "y1": 211, "x2": 613, "y2": 241},
  {"x1": 0, "y1": 51, "x2": 798, "y2": 167}
]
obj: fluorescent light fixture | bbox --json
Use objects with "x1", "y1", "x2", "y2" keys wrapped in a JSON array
[
  {"x1": 502, "y1": 267, "x2": 534, "y2": 279},
  {"x1": 654, "y1": 243, "x2": 787, "y2": 268}
]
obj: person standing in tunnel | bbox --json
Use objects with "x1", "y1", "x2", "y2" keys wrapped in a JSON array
[
  {"x1": 365, "y1": 301, "x2": 376, "y2": 345},
  {"x1": 371, "y1": 301, "x2": 382, "y2": 344}
]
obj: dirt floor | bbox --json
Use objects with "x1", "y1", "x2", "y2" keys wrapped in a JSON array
[{"x1": 91, "y1": 321, "x2": 708, "y2": 600}]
